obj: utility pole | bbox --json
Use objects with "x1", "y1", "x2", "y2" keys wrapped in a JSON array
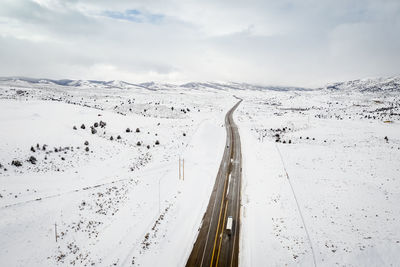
[
  {"x1": 55, "y1": 223, "x2": 58, "y2": 242},
  {"x1": 179, "y1": 157, "x2": 185, "y2": 180}
]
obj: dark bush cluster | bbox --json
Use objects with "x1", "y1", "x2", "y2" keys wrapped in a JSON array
[
  {"x1": 53, "y1": 146, "x2": 71, "y2": 153},
  {"x1": 30, "y1": 143, "x2": 46, "y2": 152},
  {"x1": 298, "y1": 136, "x2": 323, "y2": 143},
  {"x1": 270, "y1": 127, "x2": 293, "y2": 144},
  {"x1": 77, "y1": 121, "x2": 107, "y2": 135},
  {"x1": 28, "y1": 156, "x2": 37, "y2": 165},
  {"x1": 271, "y1": 126, "x2": 291, "y2": 132},
  {"x1": 11, "y1": 160, "x2": 22, "y2": 167}
]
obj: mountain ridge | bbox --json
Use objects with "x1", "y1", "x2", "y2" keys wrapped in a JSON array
[{"x1": 1, "y1": 76, "x2": 399, "y2": 92}]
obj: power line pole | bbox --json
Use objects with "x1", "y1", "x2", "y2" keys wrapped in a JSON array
[{"x1": 55, "y1": 223, "x2": 58, "y2": 242}]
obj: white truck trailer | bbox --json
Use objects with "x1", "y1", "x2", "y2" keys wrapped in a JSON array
[{"x1": 226, "y1": 216, "x2": 233, "y2": 236}]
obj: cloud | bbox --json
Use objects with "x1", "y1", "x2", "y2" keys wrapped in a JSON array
[{"x1": 0, "y1": 0, "x2": 399, "y2": 86}]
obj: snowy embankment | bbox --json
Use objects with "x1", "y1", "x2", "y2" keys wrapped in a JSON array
[
  {"x1": 0, "y1": 81, "x2": 236, "y2": 266},
  {"x1": 236, "y1": 89, "x2": 400, "y2": 266}
]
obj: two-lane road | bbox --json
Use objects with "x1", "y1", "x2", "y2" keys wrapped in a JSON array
[{"x1": 186, "y1": 100, "x2": 242, "y2": 267}]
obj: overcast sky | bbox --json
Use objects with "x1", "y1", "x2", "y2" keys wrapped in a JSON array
[{"x1": 0, "y1": 0, "x2": 399, "y2": 87}]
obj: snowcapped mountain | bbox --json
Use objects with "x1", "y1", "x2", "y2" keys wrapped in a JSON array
[
  {"x1": 2, "y1": 76, "x2": 400, "y2": 92},
  {"x1": 0, "y1": 77, "x2": 310, "y2": 92},
  {"x1": 0, "y1": 77, "x2": 142, "y2": 90},
  {"x1": 179, "y1": 82, "x2": 310, "y2": 91},
  {"x1": 323, "y1": 76, "x2": 400, "y2": 92}
]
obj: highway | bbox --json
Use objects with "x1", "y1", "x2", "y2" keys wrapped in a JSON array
[{"x1": 186, "y1": 99, "x2": 242, "y2": 267}]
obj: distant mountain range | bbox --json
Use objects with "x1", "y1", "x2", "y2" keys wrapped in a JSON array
[
  {"x1": 0, "y1": 76, "x2": 399, "y2": 92},
  {"x1": 0, "y1": 77, "x2": 141, "y2": 89},
  {"x1": 0, "y1": 77, "x2": 310, "y2": 92},
  {"x1": 322, "y1": 76, "x2": 400, "y2": 92}
]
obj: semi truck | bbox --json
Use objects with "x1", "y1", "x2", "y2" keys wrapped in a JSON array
[{"x1": 226, "y1": 216, "x2": 233, "y2": 237}]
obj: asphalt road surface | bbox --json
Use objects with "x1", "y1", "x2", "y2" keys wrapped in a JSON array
[{"x1": 186, "y1": 99, "x2": 242, "y2": 267}]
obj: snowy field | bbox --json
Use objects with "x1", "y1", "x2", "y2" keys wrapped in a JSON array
[
  {"x1": 1, "y1": 77, "x2": 400, "y2": 266},
  {"x1": 0, "y1": 79, "x2": 236, "y2": 266},
  {"x1": 235, "y1": 78, "x2": 400, "y2": 266}
]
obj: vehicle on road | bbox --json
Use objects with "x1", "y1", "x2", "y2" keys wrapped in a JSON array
[{"x1": 226, "y1": 216, "x2": 233, "y2": 237}]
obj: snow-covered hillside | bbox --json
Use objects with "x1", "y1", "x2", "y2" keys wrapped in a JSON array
[
  {"x1": 1, "y1": 76, "x2": 399, "y2": 266},
  {"x1": 323, "y1": 76, "x2": 400, "y2": 92}
]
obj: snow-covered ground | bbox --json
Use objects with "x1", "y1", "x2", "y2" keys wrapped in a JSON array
[
  {"x1": 1, "y1": 77, "x2": 399, "y2": 266},
  {"x1": 235, "y1": 84, "x2": 400, "y2": 266},
  {"x1": 0, "y1": 79, "x2": 236, "y2": 266}
]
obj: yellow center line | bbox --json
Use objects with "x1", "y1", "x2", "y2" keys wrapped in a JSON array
[
  {"x1": 210, "y1": 108, "x2": 236, "y2": 266},
  {"x1": 210, "y1": 171, "x2": 230, "y2": 266},
  {"x1": 216, "y1": 200, "x2": 229, "y2": 267}
]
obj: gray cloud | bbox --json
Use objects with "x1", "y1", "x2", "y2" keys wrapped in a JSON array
[{"x1": 0, "y1": 0, "x2": 399, "y2": 86}]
